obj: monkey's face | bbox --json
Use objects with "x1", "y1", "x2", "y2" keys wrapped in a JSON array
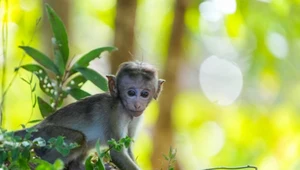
[{"x1": 118, "y1": 75, "x2": 156, "y2": 117}]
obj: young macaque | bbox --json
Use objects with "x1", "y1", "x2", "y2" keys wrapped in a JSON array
[{"x1": 15, "y1": 61, "x2": 165, "y2": 170}]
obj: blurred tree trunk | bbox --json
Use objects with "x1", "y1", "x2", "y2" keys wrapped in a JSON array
[
  {"x1": 42, "y1": 0, "x2": 70, "y2": 57},
  {"x1": 151, "y1": 0, "x2": 187, "y2": 169},
  {"x1": 110, "y1": 0, "x2": 137, "y2": 73}
]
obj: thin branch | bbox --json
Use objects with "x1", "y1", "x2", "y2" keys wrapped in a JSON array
[
  {"x1": 25, "y1": 73, "x2": 37, "y2": 125},
  {"x1": 0, "y1": 0, "x2": 8, "y2": 126},
  {"x1": 0, "y1": 17, "x2": 41, "y2": 126},
  {"x1": 202, "y1": 165, "x2": 258, "y2": 170}
]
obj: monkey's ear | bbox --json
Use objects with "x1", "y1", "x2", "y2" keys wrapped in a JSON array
[
  {"x1": 154, "y1": 79, "x2": 165, "y2": 100},
  {"x1": 106, "y1": 75, "x2": 118, "y2": 98}
]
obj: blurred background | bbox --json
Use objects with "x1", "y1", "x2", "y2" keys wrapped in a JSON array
[{"x1": 1, "y1": 0, "x2": 300, "y2": 169}]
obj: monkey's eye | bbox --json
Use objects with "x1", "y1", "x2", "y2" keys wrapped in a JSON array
[
  {"x1": 127, "y1": 90, "x2": 136, "y2": 97},
  {"x1": 141, "y1": 91, "x2": 149, "y2": 98}
]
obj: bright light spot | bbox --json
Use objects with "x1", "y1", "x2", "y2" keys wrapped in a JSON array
[
  {"x1": 285, "y1": 141, "x2": 298, "y2": 159},
  {"x1": 20, "y1": 0, "x2": 38, "y2": 11},
  {"x1": 266, "y1": 32, "x2": 288, "y2": 59},
  {"x1": 199, "y1": 56, "x2": 243, "y2": 106},
  {"x1": 198, "y1": 122, "x2": 225, "y2": 157},
  {"x1": 199, "y1": 1, "x2": 222, "y2": 22},
  {"x1": 201, "y1": 35, "x2": 238, "y2": 58},
  {"x1": 199, "y1": 0, "x2": 236, "y2": 22},
  {"x1": 215, "y1": 0, "x2": 236, "y2": 14},
  {"x1": 260, "y1": 156, "x2": 279, "y2": 170}
]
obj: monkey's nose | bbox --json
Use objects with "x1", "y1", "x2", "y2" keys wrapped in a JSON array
[{"x1": 134, "y1": 104, "x2": 141, "y2": 110}]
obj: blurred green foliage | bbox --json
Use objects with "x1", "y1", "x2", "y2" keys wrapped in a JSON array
[
  {"x1": 0, "y1": 127, "x2": 72, "y2": 170},
  {"x1": 0, "y1": 127, "x2": 136, "y2": 170},
  {"x1": 1, "y1": 0, "x2": 300, "y2": 170}
]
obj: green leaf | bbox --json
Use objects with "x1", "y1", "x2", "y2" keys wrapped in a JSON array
[
  {"x1": 122, "y1": 136, "x2": 133, "y2": 148},
  {"x1": 95, "y1": 140, "x2": 101, "y2": 159},
  {"x1": 85, "y1": 154, "x2": 105, "y2": 170},
  {"x1": 33, "y1": 94, "x2": 37, "y2": 108},
  {"x1": 19, "y1": 46, "x2": 61, "y2": 75},
  {"x1": 11, "y1": 148, "x2": 19, "y2": 161},
  {"x1": 56, "y1": 147, "x2": 70, "y2": 157},
  {"x1": 21, "y1": 124, "x2": 26, "y2": 129},
  {"x1": 27, "y1": 119, "x2": 42, "y2": 124},
  {"x1": 53, "y1": 48, "x2": 65, "y2": 77},
  {"x1": 32, "y1": 83, "x2": 37, "y2": 92},
  {"x1": 20, "y1": 77, "x2": 30, "y2": 84},
  {"x1": 19, "y1": 64, "x2": 55, "y2": 97},
  {"x1": 21, "y1": 147, "x2": 31, "y2": 160},
  {"x1": 95, "y1": 158, "x2": 105, "y2": 170},
  {"x1": 29, "y1": 72, "x2": 34, "y2": 83},
  {"x1": 37, "y1": 97, "x2": 54, "y2": 118},
  {"x1": 17, "y1": 158, "x2": 31, "y2": 169},
  {"x1": 0, "y1": 152, "x2": 7, "y2": 165},
  {"x1": 75, "y1": 67, "x2": 108, "y2": 91},
  {"x1": 69, "y1": 142, "x2": 79, "y2": 149},
  {"x1": 45, "y1": 4, "x2": 69, "y2": 73},
  {"x1": 94, "y1": 141, "x2": 106, "y2": 170},
  {"x1": 33, "y1": 137, "x2": 46, "y2": 147},
  {"x1": 107, "y1": 139, "x2": 117, "y2": 147},
  {"x1": 55, "y1": 136, "x2": 64, "y2": 146},
  {"x1": 66, "y1": 75, "x2": 87, "y2": 89},
  {"x1": 67, "y1": 88, "x2": 91, "y2": 100},
  {"x1": 71, "y1": 47, "x2": 117, "y2": 72},
  {"x1": 85, "y1": 156, "x2": 94, "y2": 170},
  {"x1": 53, "y1": 159, "x2": 64, "y2": 170},
  {"x1": 32, "y1": 159, "x2": 53, "y2": 170},
  {"x1": 163, "y1": 154, "x2": 169, "y2": 161},
  {"x1": 25, "y1": 127, "x2": 38, "y2": 133}
]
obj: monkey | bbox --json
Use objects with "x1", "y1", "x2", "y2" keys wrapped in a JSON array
[{"x1": 14, "y1": 61, "x2": 165, "y2": 170}]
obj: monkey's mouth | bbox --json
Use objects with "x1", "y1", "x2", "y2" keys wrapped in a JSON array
[{"x1": 130, "y1": 110, "x2": 144, "y2": 117}]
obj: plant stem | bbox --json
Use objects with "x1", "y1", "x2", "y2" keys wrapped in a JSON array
[
  {"x1": 0, "y1": 0, "x2": 8, "y2": 127},
  {"x1": 0, "y1": 17, "x2": 40, "y2": 127},
  {"x1": 202, "y1": 165, "x2": 258, "y2": 170},
  {"x1": 25, "y1": 74, "x2": 36, "y2": 125}
]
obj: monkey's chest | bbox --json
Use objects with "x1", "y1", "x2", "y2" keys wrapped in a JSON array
[{"x1": 80, "y1": 124, "x2": 107, "y2": 144}]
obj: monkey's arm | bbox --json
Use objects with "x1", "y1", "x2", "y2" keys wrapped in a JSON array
[
  {"x1": 110, "y1": 148, "x2": 140, "y2": 170},
  {"x1": 127, "y1": 116, "x2": 143, "y2": 160},
  {"x1": 107, "y1": 109, "x2": 142, "y2": 170}
]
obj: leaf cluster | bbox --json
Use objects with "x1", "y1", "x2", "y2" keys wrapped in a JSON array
[
  {"x1": 85, "y1": 136, "x2": 134, "y2": 170},
  {"x1": 47, "y1": 136, "x2": 79, "y2": 157},
  {"x1": 0, "y1": 127, "x2": 75, "y2": 170},
  {"x1": 16, "y1": 4, "x2": 116, "y2": 118},
  {"x1": 163, "y1": 147, "x2": 177, "y2": 170}
]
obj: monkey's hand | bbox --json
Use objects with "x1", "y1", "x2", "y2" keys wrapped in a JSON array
[
  {"x1": 105, "y1": 162, "x2": 119, "y2": 170},
  {"x1": 110, "y1": 149, "x2": 141, "y2": 170}
]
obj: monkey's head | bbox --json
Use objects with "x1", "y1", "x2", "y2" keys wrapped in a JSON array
[{"x1": 106, "y1": 61, "x2": 165, "y2": 117}]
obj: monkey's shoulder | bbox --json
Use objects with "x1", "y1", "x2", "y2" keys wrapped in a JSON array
[
  {"x1": 43, "y1": 93, "x2": 117, "y2": 124},
  {"x1": 80, "y1": 92, "x2": 115, "y2": 103},
  {"x1": 69, "y1": 92, "x2": 116, "y2": 107}
]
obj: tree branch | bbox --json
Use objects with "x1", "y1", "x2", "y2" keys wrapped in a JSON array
[{"x1": 202, "y1": 165, "x2": 258, "y2": 170}]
